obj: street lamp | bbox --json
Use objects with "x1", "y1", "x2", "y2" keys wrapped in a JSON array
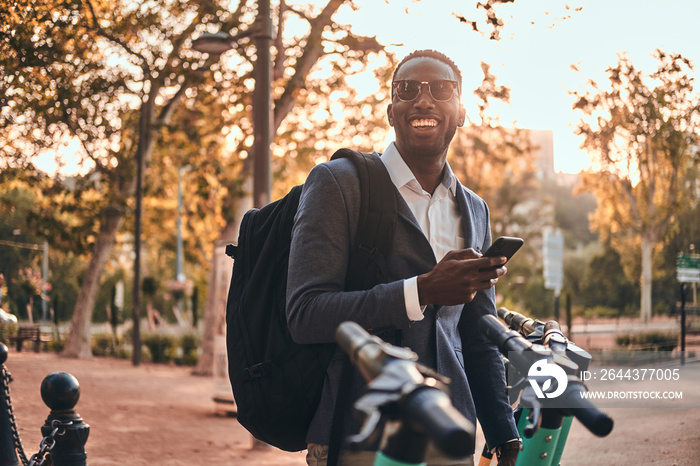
[
  {"x1": 192, "y1": 0, "x2": 273, "y2": 208},
  {"x1": 192, "y1": 3, "x2": 274, "y2": 450},
  {"x1": 191, "y1": 31, "x2": 253, "y2": 55},
  {"x1": 176, "y1": 165, "x2": 191, "y2": 325}
]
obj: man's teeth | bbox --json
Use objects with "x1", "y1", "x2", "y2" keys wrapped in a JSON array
[{"x1": 411, "y1": 119, "x2": 438, "y2": 128}]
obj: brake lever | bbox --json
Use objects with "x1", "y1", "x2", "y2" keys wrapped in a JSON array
[
  {"x1": 347, "y1": 394, "x2": 387, "y2": 449},
  {"x1": 518, "y1": 386, "x2": 543, "y2": 438},
  {"x1": 346, "y1": 359, "x2": 426, "y2": 449}
]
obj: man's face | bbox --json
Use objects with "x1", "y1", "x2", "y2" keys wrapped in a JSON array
[{"x1": 388, "y1": 57, "x2": 466, "y2": 161}]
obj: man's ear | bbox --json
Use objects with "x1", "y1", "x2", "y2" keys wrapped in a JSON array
[
  {"x1": 458, "y1": 104, "x2": 466, "y2": 127},
  {"x1": 387, "y1": 103, "x2": 394, "y2": 126}
]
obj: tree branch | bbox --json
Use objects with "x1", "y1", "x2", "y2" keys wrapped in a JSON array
[
  {"x1": 273, "y1": 0, "x2": 346, "y2": 132},
  {"x1": 83, "y1": 0, "x2": 150, "y2": 67}
]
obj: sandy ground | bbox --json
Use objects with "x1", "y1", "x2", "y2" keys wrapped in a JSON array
[
  {"x1": 5, "y1": 351, "x2": 306, "y2": 466},
  {"x1": 4, "y1": 344, "x2": 700, "y2": 465}
]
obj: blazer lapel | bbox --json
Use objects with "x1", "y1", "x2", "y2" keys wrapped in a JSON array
[{"x1": 455, "y1": 183, "x2": 479, "y2": 252}]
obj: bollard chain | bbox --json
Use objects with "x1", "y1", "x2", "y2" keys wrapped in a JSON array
[
  {"x1": 28, "y1": 418, "x2": 73, "y2": 466},
  {"x1": 2, "y1": 366, "x2": 31, "y2": 466}
]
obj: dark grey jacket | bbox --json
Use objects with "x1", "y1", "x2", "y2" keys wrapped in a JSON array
[{"x1": 286, "y1": 156, "x2": 518, "y2": 453}]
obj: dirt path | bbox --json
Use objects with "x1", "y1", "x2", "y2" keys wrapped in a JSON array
[
  {"x1": 5, "y1": 349, "x2": 700, "y2": 465},
  {"x1": 5, "y1": 351, "x2": 306, "y2": 465}
]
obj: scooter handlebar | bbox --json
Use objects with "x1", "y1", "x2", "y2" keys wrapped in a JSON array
[
  {"x1": 478, "y1": 313, "x2": 532, "y2": 354},
  {"x1": 336, "y1": 321, "x2": 475, "y2": 458},
  {"x1": 559, "y1": 381, "x2": 614, "y2": 437},
  {"x1": 402, "y1": 386, "x2": 475, "y2": 458},
  {"x1": 477, "y1": 314, "x2": 614, "y2": 438}
]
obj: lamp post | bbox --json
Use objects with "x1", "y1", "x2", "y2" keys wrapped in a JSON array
[
  {"x1": 192, "y1": 1, "x2": 273, "y2": 450},
  {"x1": 192, "y1": 0, "x2": 273, "y2": 208},
  {"x1": 176, "y1": 165, "x2": 191, "y2": 325},
  {"x1": 252, "y1": 0, "x2": 273, "y2": 208},
  {"x1": 176, "y1": 165, "x2": 191, "y2": 284}
]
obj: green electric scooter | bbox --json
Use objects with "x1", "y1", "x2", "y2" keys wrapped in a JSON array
[{"x1": 477, "y1": 308, "x2": 614, "y2": 466}]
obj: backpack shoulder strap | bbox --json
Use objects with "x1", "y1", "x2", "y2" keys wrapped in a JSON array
[
  {"x1": 326, "y1": 149, "x2": 397, "y2": 466},
  {"x1": 330, "y1": 148, "x2": 397, "y2": 291}
]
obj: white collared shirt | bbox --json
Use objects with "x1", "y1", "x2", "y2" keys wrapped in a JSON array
[{"x1": 380, "y1": 142, "x2": 465, "y2": 321}]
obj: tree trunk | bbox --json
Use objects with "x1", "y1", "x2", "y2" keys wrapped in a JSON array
[
  {"x1": 640, "y1": 233, "x2": 654, "y2": 324},
  {"x1": 62, "y1": 206, "x2": 124, "y2": 358},
  {"x1": 26, "y1": 297, "x2": 34, "y2": 325},
  {"x1": 192, "y1": 191, "x2": 252, "y2": 376}
]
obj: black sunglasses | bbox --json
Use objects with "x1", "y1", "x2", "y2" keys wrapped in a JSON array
[{"x1": 392, "y1": 80, "x2": 459, "y2": 102}]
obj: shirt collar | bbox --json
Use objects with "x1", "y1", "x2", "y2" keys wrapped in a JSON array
[{"x1": 381, "y1": 142, "x2": 458, "y2": 196}]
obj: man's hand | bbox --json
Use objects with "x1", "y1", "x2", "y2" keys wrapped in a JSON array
[{"x1": 416, "y1": 248, "x2": 507, "y2": 306}]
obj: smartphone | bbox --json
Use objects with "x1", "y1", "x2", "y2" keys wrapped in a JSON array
[{"x1": 479, "y1": 236, "x2": 524, "y2": 271}]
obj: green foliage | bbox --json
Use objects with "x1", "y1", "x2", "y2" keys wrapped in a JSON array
[
  {"x1": 46, "y1": 336, "x2": 65, "y2": 353},
  {"x1": 0, "y1": 321, "x2": 18, "y2": 345},
  {"x1": 142, "y1": 333, "x2": 178, "y2": 364},
  {"x1": 615, "y1": 331, "x2": 678, "y2": 352},
  {"x1": 2, "y1": 0, "x2": 395, "y2": 357},
  {"x1": 579, "y1": 242, "x2": 638, "y2": 315},
  {"x1": 90, "y1": 331, "x2": 130, "y2": 358},
  {"x1": 175, "y1": 331, "x2": 200, "y2": 366},
  {"x1": 91, "y1": 332, "x2": 117, "y2": 357},
  {"x1": 142, "y1": 277, "x2": 158, "y2": 296},
  {"x1": 582, "y1": 305, "x2": 624, "y2": 319},
  {"x1": 573, "y1": 50, "x2": 700, "y2": 320},
  {"x1": 521, "y1": 278, "x2": 552, "y2": 320}
]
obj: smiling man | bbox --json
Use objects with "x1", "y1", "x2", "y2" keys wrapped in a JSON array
[{"x1": 287, "y1": 50, "x2": 519, "y2": 466}]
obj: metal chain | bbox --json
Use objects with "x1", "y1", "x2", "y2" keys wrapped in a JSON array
[
  {"x1": 2, "y1": 366, "x2": 30, "y2": 466},
  {"x1": 28, "y1": 418, "x2": 72, "y2": 466}
]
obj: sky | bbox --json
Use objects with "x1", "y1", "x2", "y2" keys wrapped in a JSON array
[
  {"x1": 336, "y1": 0, "x2": 700, "y2": 173},
  {"x1": 33, "y1": 0, "x2": 700, "y2": 175}
]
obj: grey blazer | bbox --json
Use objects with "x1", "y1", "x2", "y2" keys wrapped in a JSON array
[{"x1": 286, "y1": 156, "x2": 518, "y2": 453}]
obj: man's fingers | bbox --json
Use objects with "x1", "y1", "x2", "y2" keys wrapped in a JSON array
[{"x1": 444, "y1": 248, "x2": 482, "y2": 261}]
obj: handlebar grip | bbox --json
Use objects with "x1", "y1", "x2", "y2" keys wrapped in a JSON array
[
  {"x1": 543, "y1": 320, "x2": 561, "y2": 332},
  {"x1": 498, "y1": 307, "x2": 537, "y2": 335},
  {"x1": 402, "y1": 386, "x2": 475, "y2": 458},
  {"x1": 560, "y1": 381, "x2": 614, "y2": 437},
  {"x1": 478, "y1": 314, "x2": 531, "y2": 354},
  {"x1": 336, "y1": 321, "x2": 371, "y2": 360},
  {"x1": 543, "y1": 320, "x2": 568, "y2": 355},
  {"x1": 336, "y1": 321, "x2": 385, "y2": 380}
]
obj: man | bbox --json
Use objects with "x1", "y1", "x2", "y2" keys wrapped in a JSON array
[{"x1": 287, "y1": 49, "x2": 520, "y2": 466}]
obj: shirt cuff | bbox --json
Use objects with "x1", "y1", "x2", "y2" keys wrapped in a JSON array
[
  {"x1": 404, "y1": 276, "x2": 426, "y2": 321},
  {"x1": 491, "y1": 438, "x2": 522, "y2": 454}
]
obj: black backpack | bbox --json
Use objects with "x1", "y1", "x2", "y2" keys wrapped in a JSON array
[{"x1": 225, "y1": 148, "x2": 397, "y2": 452}]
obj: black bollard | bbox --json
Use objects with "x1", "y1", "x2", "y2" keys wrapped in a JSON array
[
  {"x1": 39, "y1": 372, "x2": 90, "y2": 466},
  {"x1": 1, "y1": 343, "x2": 21, "y2": 466}
]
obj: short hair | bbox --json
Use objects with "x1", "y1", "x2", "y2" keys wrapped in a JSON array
[{"x1": 392, "y1": 49, "x2": 463, "y2": 91}]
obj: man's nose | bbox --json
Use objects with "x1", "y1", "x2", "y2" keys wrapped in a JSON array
[{"x1": 414, "y1": 86, "x2": 435, "y2": 108}]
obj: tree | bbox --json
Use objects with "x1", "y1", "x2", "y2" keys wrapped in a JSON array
[
  {"x1": 448, "y1": 61, "x2": 544, "y2": 305},
  {"x1": 449, "y1": 62, "x2": 541, "y2": 234},
  {"x1": 1, "y1": 0, "x2": 390, "y2": 359},
  {"x1": 192, "y1": 2, "x2": 392, "y2": 375},
  {"x1": 579, "y1": 242, "x2": 638, "y2": 316},
  {"x1": 572, "y1": 50, "x2": 700, "y2": 322}
]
